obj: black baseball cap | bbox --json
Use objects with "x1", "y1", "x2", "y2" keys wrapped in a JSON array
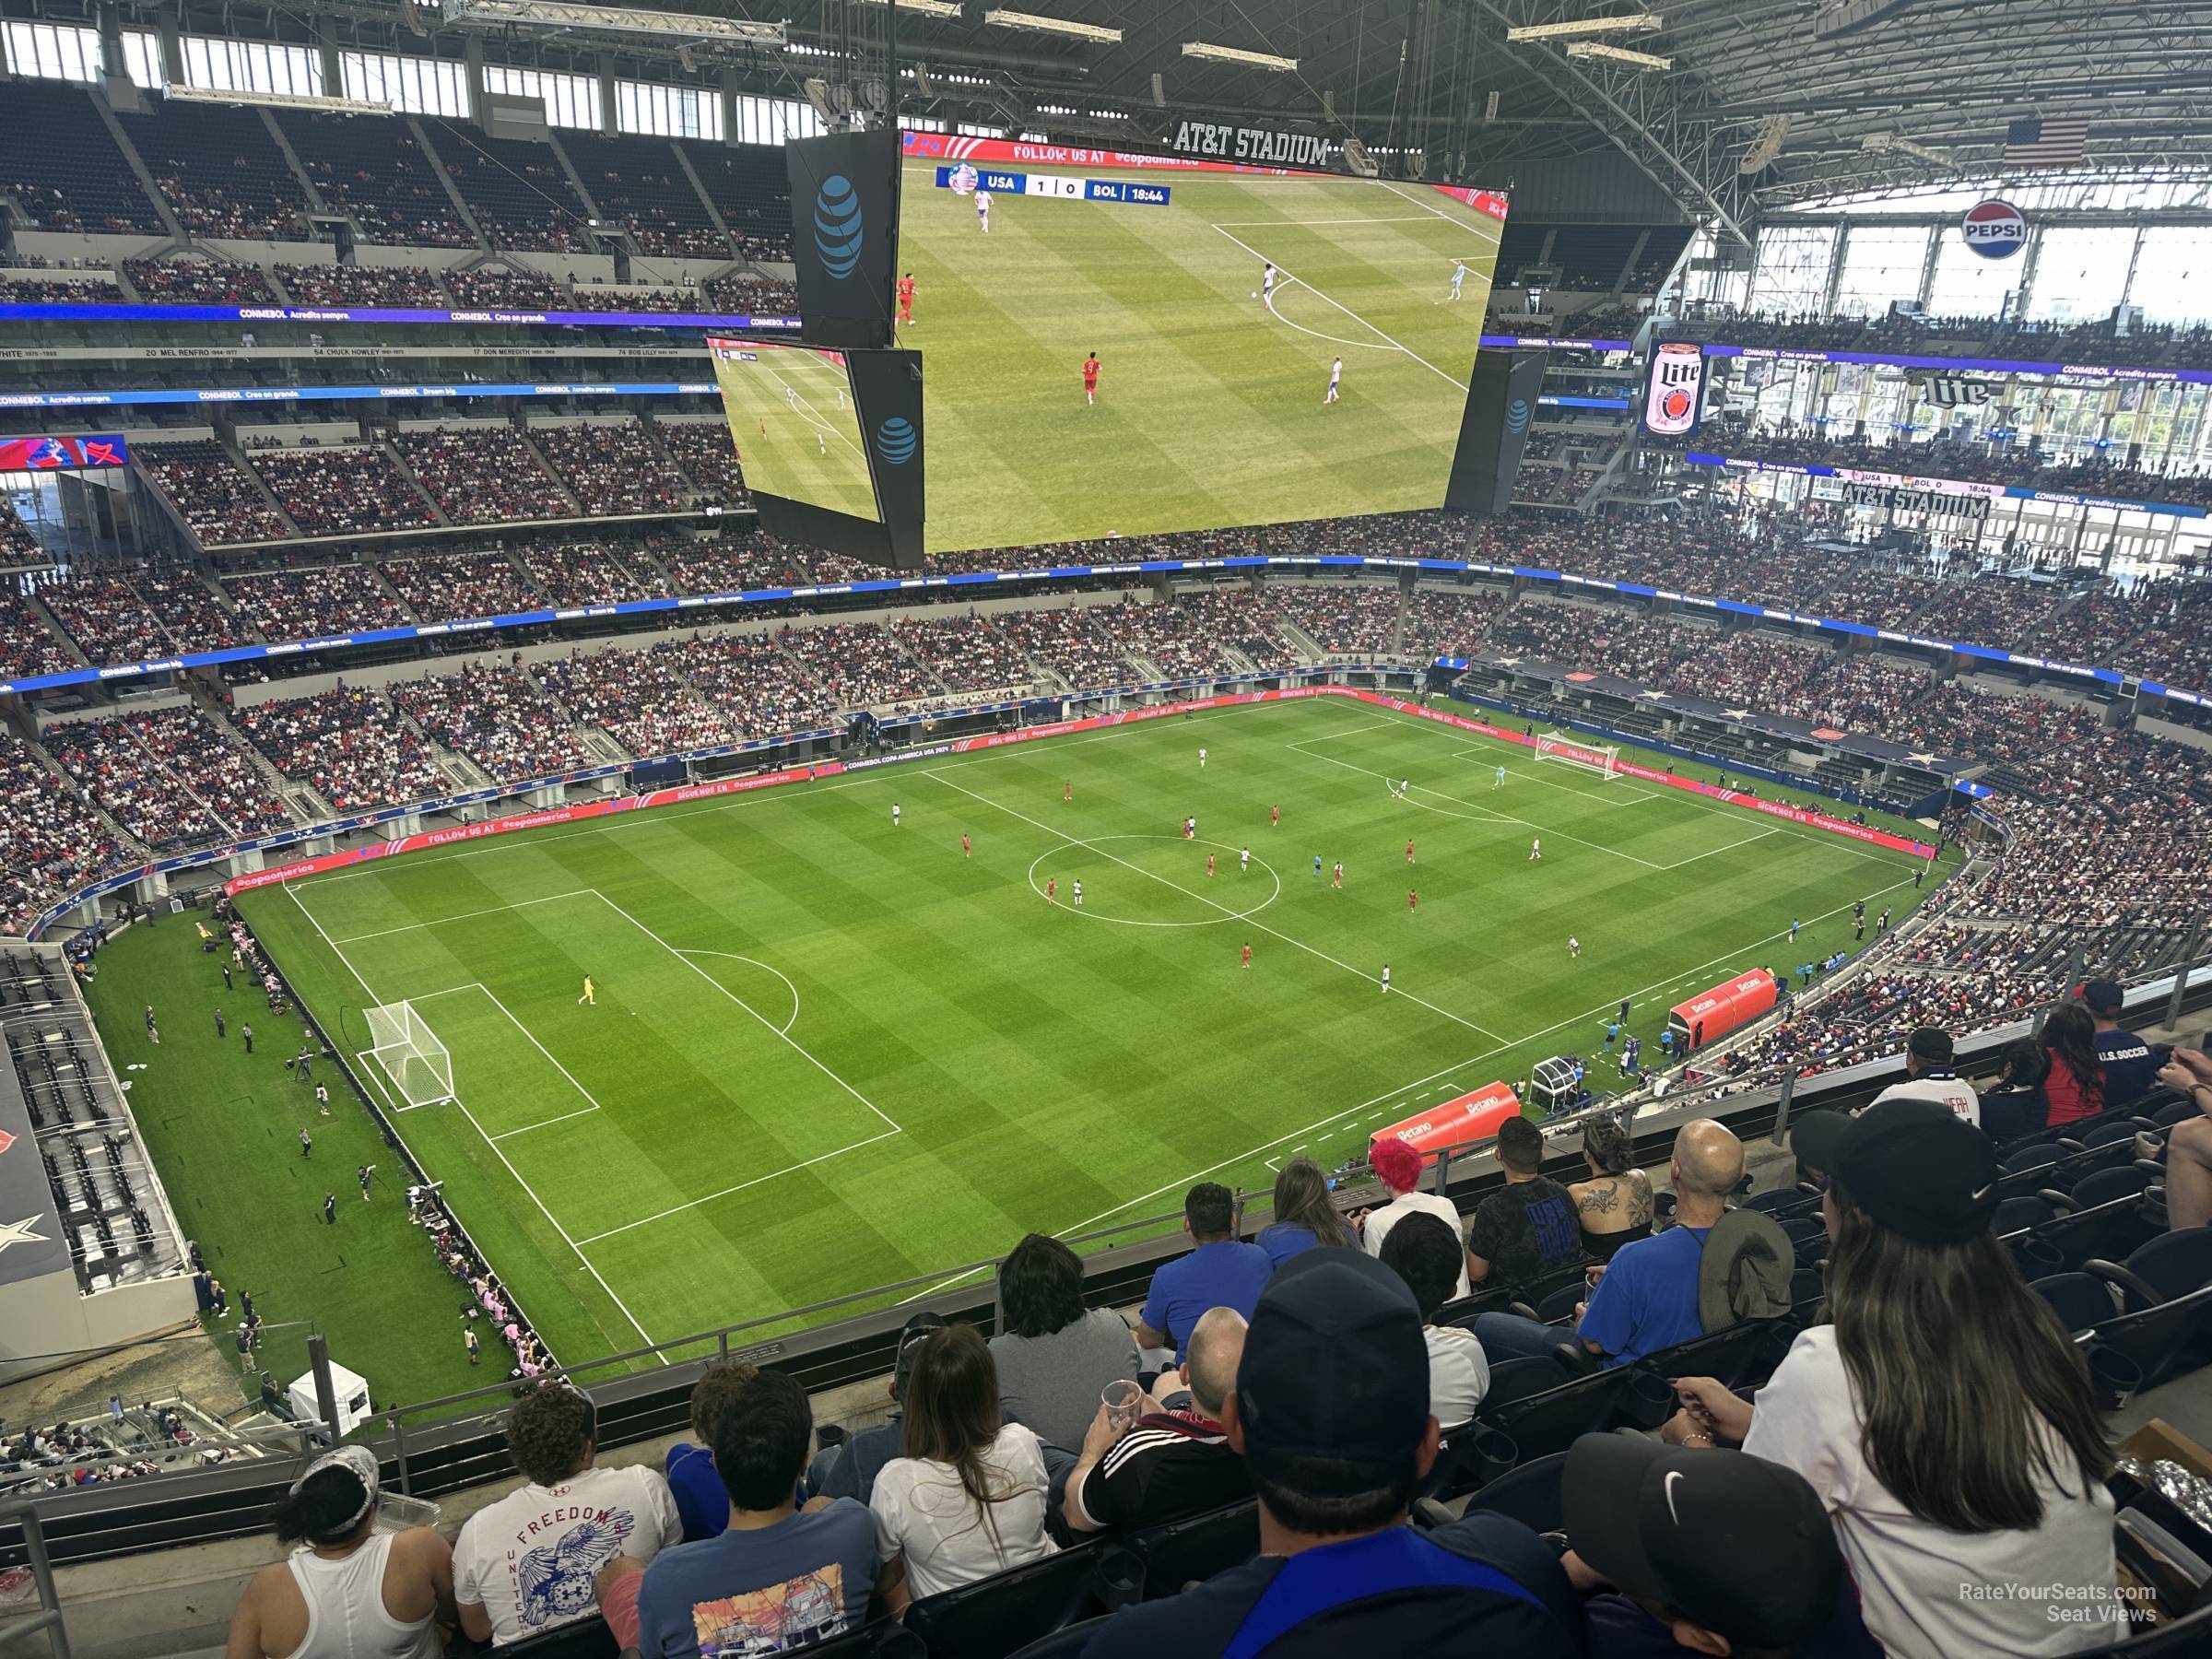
[
  {"x1": 2081, "y1": 978, "x2": 2125, "y2": 1017},
  {"x1": 1566, "y1": 1433, "x2": 1842, "y2": 1649},
  {"x1": 1789, "y1": 1108, "x2": 1853, "y2": 1178},
  {"x1": 892, "y1": 1311, "x2": 947, "y2": 1391},
  {"x1": 1834, "y1": 1097, "x2": 1999, "y2": 1245},
  {"x1": 1907, "y1": 1027, "x2": 1953, "y2": 1065},
  {"x1": 1234, "y1": 1248, "x2": 1430, "y2": 1486}
]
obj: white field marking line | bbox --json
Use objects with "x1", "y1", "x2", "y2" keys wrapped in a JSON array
[
  {"x1": 327, "y1": 888, "x2": 597, "y2": 943},
  {"x1": 1375, "y1": 178, "x2": 1502, "y2": 233},
  {"x1": 1452, "y1": 744, "x2": 1661, "y2": 807},
  {"x1": 297, "y1": 710, "x2": 1261, "y2": 891},
  {"x1": 1361, "y1": 709, "x2": 1924, "y2": 875},
  {"x1": 1011, "y1": 875, "x2": 1934, "y2": 1244},
  {"x1": 1289, "y1": 738, "x2": 1665, "y2": 868},
  {"x1": 582, "y1": 888, "x2": 902, "y2": 1135},
  {"x1": 1214, "y1": 216, "x2": 1465, "y2": 227},
  {"x1": 281, "y1": 885, "x2": 665, "y2": 1360},
  {"x1": 573, "y1": 1125, "x2": 903, "y2": 1246},
  {"x1": 1026, "y1": 838, "x2": 1282, "y2": 929},
  {"x1": 897, "y1": 871, "x2": 1923, "y2": 1307},
  {"x1": 675, "y1": 947, "x2": 801, "y2": 1035},
  {"x1": 1661, "y1": 825, "x2": 1788, "y2": 871},
  {"x1": 924, "y1": 767, "x2": 1508, "y2": 1044},
  {"x1": 1210, "y1": 223, "x2": 1469, "y2": 392},
  {"x1": 464, "y1": 980, "x2": 613, "y2": 1138},
  {"x1": 1261, "y1": 280, "x2": 1399, "y2": 354}
]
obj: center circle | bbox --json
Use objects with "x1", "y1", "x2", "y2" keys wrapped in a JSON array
[{"x1": 1025, "y1": 835, "x2": 1281, "y2": 928}]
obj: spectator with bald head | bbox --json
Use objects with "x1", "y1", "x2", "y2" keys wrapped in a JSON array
[
  {"x1": 1475, "y1": 1120, "x2": 1744, "y2": 1367},
  {"x1": 1062, "y1": 1306, "x2": 1252, "y2": 1534}
]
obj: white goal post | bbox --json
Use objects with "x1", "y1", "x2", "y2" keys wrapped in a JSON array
[
  {"x1": 1533, "y1": 731, "x2": 1622, "y2": 781},
  {"x1": 363, "y1": 1000, "x2": 456, "y2": 1110}
]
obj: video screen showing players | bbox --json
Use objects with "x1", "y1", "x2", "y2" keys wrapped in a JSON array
[
  {"x1": 706, "y1": 337, "x2": 882, "y2": 524},
  {"x1": 895, "y1": 146, "x2": 1504, "y2": 553}
]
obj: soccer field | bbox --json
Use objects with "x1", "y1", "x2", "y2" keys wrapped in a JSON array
[
  {"x1": 897, "y1": 163, "x2": 1503, "y2": 552},
  {"x1": 237, "y1": 698, "x2": 1935, "y2": 1375}
]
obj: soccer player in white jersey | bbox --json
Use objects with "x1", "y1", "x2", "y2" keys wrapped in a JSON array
[
  {"x1": 892, "y1": 802, "x2": 901, "y2": 828},
  {"x1": 1072, "y1": 879, "x2": 1084, "y2": 908},
  {"x1": 1569, "y1": 935, "x2": 1581, "y2": 958},
  {"x1": 1262, "y1": 263, "x2": 1277, "y2": 302},
  {"x1": 976, "y1": 188, "x2": 992, "y2": 232},
  {"x1": 1495, "y1": 765, "x2": 1506, "y2": 788},
  {"x1": 1447, "y1": 259, "x2": 1467, "y2": 301},
  {"x1": 1324, "y1": 357, "x2": 1342, "y2": 404},
  {"x1": 1240, "y1": 845, "x2": 1250, "y2": 873},
  {"x1": 1529, "y1": 836, "x2": 1542, "y2": 861},
  {"x1": 1199, "y1": 746, "x2": 1207, "y2": 769},
  {"x1": 1381, "y1": 963, "x2": 1392, "y2": 994}
]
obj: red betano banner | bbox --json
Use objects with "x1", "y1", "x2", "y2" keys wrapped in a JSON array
[
  {"x1": 1372, "y1": 1081, "x2": 1524, "y2": 1161},
  {"x1": 1669, "y1": 970, "x2": 1782, "y2": 1050},
  {"x1": 1430, "y1": 184, "x2": 1511, "y2": 222},
  {"x1": 223, "y1": 685, "x2": 1927, "y2": 898}
]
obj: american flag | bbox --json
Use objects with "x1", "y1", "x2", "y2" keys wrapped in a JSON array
[{"x1": 2004, "y1": 116, "x2": 2088, "y2": 167}]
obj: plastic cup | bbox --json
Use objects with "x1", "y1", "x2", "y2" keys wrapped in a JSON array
[{"x1": 1102, "y1": 1379, "x2": 1142, "y2": 1435}]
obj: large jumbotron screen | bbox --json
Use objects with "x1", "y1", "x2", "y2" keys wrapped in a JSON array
[
  {"x1": 706, "y1": 336, "x2": 882, "y2": 524},
  {"x1": 899, "y1": 150, "x2": 1505, "y2": 552}
]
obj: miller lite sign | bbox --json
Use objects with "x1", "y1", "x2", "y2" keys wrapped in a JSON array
[
  {"x1": 1961, "y1": 199, "x2": 2028, "y2": 259},
  {"x1": 1641, "y1": 339, "x2": 1706, "y2": 438}
]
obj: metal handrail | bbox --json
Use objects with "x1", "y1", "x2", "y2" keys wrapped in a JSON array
[{"x1": 0, "y1": 1500, "x2": 70, "y2": 1657}]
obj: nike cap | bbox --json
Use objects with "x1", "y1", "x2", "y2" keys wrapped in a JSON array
[
  {"x1": 1834, "y1": 1097, "x2": 2000, "y2": 1245},
  {"x1": 1565, "y1": 1433, "x2": 1842, "y2": 1649}
]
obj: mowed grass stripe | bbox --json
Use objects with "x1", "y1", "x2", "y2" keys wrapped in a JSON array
[{"x1": 232, "y1": 698, "x2": 1938, "y2": 1382}]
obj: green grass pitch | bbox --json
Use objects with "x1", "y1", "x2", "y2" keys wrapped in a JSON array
[
  {"x1": 896, "y1": 164, "x2": 1504, "y2": 552},
  {"x1": 86, "y1": 697, "x2": 1946, "y2": 1405},
  {"x1": 706, "y1": 341, "x2": 880, "y2": 523}
]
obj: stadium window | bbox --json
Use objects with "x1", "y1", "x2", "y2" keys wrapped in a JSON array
[
  {"x1": 483, "y1": 64, "x2": 597, "y2": 129},
  {"x1": 907, "y1": 116, "x2": 947, "y2": 134},
  {"x1": 956, "y1": 123, "x2": 1000, "y2": 138},
  {"x1": 2028, "y1": 224, "x2": 2136, "y2": 323},
  {"x1": 343, "y1": 51, "x2": 468, "y2": 117},
  {"x1": 1745, "y1": 224, "x2": 1837, "y2": 313},
  {"x1": 120, "y1": 29, "x2": 161, "y2": 88},
  {"x1": 1924, "y1": 229, "x2": 2018, "y2": 319},
  {"x1": 730, "y1": 93, "x2": 821, "y2": 146},
  {"x1": 3, "y1": 18, "x2": 104, "y2": 81},
  {"x1": 2125, "y1": 227, "x2": 2212, "y2": 324},
  {"x1": 1832, "y1": 224, "x2": 1930, "y2": 318},
  {"x1": 617, "y1": 78, "x2": 724, "y2": 141},
  {"x1": 181, "y1": 35, "x2": 324, "y2": 99},
  {"x1": 1019, "y1": 130, "x2": 1048, "y2": 142}
]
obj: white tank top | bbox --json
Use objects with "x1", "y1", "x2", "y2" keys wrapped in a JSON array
[{"x1": 282, "y1": 1534, "x2": 441, "y2": 1659}]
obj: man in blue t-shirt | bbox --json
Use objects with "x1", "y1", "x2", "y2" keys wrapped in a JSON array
[
  {"x1": 1082, "y1": 1251, "x2": 1583, "y2": 1658},
  {"x1": 2083, "y1": 979, "x2": 2163, "y2": 1106},
  {"x1": 1137, "y1": 1182, "x2": 1273, "y2": 1366},
  {"x1": 634, "y1": 1367, "x2": 878, "y2": 1657},
  {"x1": 1475, "y1": 1120, "x2": 1742, "y2": 1367}
]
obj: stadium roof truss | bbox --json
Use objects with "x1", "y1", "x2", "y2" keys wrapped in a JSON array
[{"x1": 29, "y1": 0, "x2": 2212, "y2": 234}]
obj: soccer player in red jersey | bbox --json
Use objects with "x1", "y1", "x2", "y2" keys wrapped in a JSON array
[
  {"x1": 1082, "y1": 351, "x2": 1100, "y2": 406},
  {"x1": 1046, "y1": 877, "x2": 1057, "y2": 904},
  {"x1": 1332, "y1": 862, "x2": 1343, "y2": 889},
  {"x1": 1408, "y1": 888, "x2": 1418, "y2": 914},
  {"x1": 1206, "y1": 853, "x2": 1217, "y2": 877},
  {"x1": 960, "y1": 834, "x2": 971, "y2": 858},
  {"x1": 1064, "y1": 781, "x2": 1073, "y2": 802},
  {"x1": 1406, "y1": 839, "x2": 1416, "y2": 864},
  {"x1": 897, "y1": 272, "x2": 916, "y2": 324},
  {"x1": 1241, "y1": 942, "x2": 1252, "y2": 970},
  {"x1": 1270, "y1": 804, "x2": 1279, "y2": 827}
]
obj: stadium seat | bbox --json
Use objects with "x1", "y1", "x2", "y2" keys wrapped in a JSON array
[
  {"x1": 1634, "y1": 1319, "x2": 1794, "y2": 1396},
  {"x1": 1996, "y1": 1194, "x2": 2060, "y2": 1236},
  {"x1": 2002, "y1": 1142, "x2": 2069, "y2": 1175},
  {"x1": 1006, "y1": 1616, "x2": 1118, "y2": 1659},
  {"x1": 2031, "y1": 1272, "x2": 2122, "y2": 1335},
  {"x1": 2078, "y1": 1117, "x2": 2155, "y2": 1149},
  {"x1": 486, "y1": 1619, "x2": 618, "y2": 1659},
  {"x1": 1422, "y1": 1424, "x2": 1520, "y2": 1502},
  {"x1": 2065, "y1": 1164, "x2": 2155, "y2": 1210},
  {"x1": 2098, "y1": 1597, "x2": 2212, "y2": 1653},
  {"x1": 2014, "y1": 1196, "x2": 2163, "y2": 1274},
  {"x1": 1477, "y1": 1367, "x2": 1640, "y2": 1463},
  {"x1": 1483, "y1": 1355, "x2": 1572, "y2": 1409},
  {"x1": 1100, "y1": 1499, "x2": 1258, "y2": 1601},
  {"x1": 901, "y1": 1539, "x2": 1110, "y2": 1659},
  {"x1": 2152, "y1": 1098, "x2": 2203, "y2": 1129},
  {"x1": 1461, "y1": 1448, "x2": 1571, "y2": 1535}
]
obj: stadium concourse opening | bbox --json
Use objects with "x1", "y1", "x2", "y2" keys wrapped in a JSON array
[{"x1": 229, "y1": 693, "x2": 1934, "y2": 1367}]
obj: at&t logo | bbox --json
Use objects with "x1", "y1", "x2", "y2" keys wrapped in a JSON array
[
  {"x1": 814, "y1": 174, "x2": 865, "y2": 279},
  {"x1": 876, "y1": 417, "x2": 916, "y2": 465}
]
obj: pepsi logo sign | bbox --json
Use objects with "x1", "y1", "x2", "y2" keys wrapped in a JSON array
[{"x1": 1961, "y1": 199, "x2": 2027, "y2": 260}]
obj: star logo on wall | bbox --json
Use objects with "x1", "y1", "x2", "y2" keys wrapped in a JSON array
[
  {"x1": 0, "y1": 1215, "x2": 50, "y2": 1255},
  {"x1": 1724, "y1": 708, "x2": 1753, "y2": 720},
  {"x1": 1906, "y1": 751, "x2": 1937, "y2": 765}
]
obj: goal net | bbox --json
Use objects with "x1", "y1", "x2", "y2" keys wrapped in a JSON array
[
  {"x1": 363, "y1": 1001, "x2": 456, "y2": 1109},
  {"x1": 1533, "y1": 731, "x2": 1621, "y2": 781}
]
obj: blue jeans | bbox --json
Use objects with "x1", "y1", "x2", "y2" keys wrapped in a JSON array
[{"x1": 1474, "y1": 1311, "x2": 1578, "y2": 1363}]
